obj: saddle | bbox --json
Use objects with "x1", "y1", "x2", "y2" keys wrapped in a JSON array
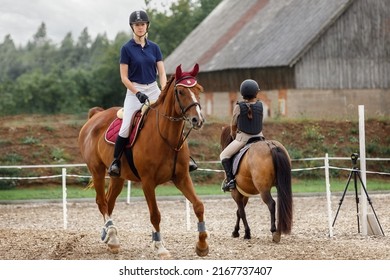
[
  {"x1": 232, "y1": 136, "x2": 264, "y2": 175},
  {"x1": 105, "y1": 107, "x2": 148, "y2": 147}
]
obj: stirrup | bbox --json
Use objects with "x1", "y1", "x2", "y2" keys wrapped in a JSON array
[
  {"x1": 189, "y1": 160, "x2": 198, "y2": 172},
  {"x1": 189, "y1": 156, "x2": 198, "y2": 172},
  {"x1": 108, "y1": 160, "x2": 121, "y2": 177},
  {"x1": 222, "y1": 179, "x2": 236, "y2": 192}
]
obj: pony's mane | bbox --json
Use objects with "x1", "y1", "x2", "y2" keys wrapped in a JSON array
[
  {"x1": 220, "y1": 125, "x2": 234, "y2": 149},
  {"x1": 152, "y1": 74, "x2": 176, "y2": 107}
]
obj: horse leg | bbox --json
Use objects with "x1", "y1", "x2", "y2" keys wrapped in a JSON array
[
  {"x1": 260, "y1": 191, "x2": 280, "y2": 243},
  {"x1": 231, "y1": 190, "x2": 250, "y2": 239},
  {"x1": 90, "y1": 166, "x2": 120, "y2": 253},
  {"x1": 232, "y1": 209, "x2": 240, "y2": 238},
  {"x1": 142, "y1": 184, "x2": 170, "y2": 259},
  {"x1": 106, "y1": 177, "x2": 125, "y2": 216},
  {"x1": 173, "y1": 176, "x2": 209, "y2": 257},
  {"x1": 100, "y1": 177, "x2": 125, "y2": 253}
]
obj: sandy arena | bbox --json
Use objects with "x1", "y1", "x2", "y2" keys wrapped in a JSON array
[{"x1": 0, "y1": 193, "x2": 389, "y2": 260}]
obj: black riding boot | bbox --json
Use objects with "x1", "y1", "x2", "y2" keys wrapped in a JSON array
[
  {"x1": 221, "y1": 158, "x2": 236, "y2": 192},
  {"x1": 189, "y1": 156, "x2": 198, "y2": 172},
  {"x1": 108, "y1": 135, "x2": 128, "y2": 177}
]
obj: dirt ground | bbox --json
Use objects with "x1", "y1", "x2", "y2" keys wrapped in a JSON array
[
  {"x1": 1, "y1": 114, "x2": 389, "y2": 261},
  {"x1": 0, "y1": 193, "x2": 389, "y2": 260}
]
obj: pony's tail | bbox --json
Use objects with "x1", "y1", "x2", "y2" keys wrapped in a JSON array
[{"x1": 271, "y1": 146, "x2": 293, "y2": 234}]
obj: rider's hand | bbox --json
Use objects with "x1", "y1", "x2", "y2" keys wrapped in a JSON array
[{"x1": 135, "y1": 91, "x2": 149, "y2": 104}]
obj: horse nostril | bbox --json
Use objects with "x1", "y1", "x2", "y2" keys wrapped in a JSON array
[{"x1": 191, "y1": 117, "x2": 201, "y2": 127}]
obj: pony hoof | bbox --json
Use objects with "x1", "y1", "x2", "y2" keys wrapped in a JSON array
[
  {"x1": 196, "y1": 245, "x2": 209, "y2": 257},
  {"x1": 108, "y1": 244, "x2": 120, "y2": 254},
  {"x1": 232, "y1": 232, "x2": 240, "y2": 238},
  {"x1": 272, "y1": 232, "x2": 281, "y2": 243}
]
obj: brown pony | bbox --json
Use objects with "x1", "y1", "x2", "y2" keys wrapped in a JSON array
[
  {"x1": 78, "y1": 64, "x2": 209, "y2": 258},
  {"x1": 220, "y1": 126, "x2": 293, "y2": 242}
]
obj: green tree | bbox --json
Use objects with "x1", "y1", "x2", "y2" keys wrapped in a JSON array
[{"x1": 0, "y1": 1, "x2": 222, "y2": 115}]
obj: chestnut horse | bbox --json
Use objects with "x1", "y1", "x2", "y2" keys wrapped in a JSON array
[
  {"x1": 78, "y1": 64, "x2": 208, "y2": 258},
  {"x1": 220, "y1": 126, "x2": 293, "y2": 242}
]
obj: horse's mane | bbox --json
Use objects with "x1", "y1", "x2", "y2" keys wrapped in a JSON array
[{"x1": 152, "y1": 74, "x2": 176, "y2": 108}]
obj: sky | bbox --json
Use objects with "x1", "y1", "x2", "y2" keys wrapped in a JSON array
[{"x1": 0, "y1": 0, "x2": 174, "y2": 46}]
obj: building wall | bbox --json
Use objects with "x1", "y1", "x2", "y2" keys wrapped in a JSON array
[
  {"x1": 295, "y1": 0, "x2": 390, "y2": 89},
  {"x1": 203, "y1": 89, "x2": 390, "y2": 120}
]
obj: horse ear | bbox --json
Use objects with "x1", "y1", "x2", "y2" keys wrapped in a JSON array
[
  {"x1": 190, "y1": 63, "x2": 199, "y2": 76},
  {"x1": 175, "y1": 64, "x2": 182, "y2": 78}
]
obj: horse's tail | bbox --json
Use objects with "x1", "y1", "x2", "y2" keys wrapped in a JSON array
[
  {"x1": 271, "y1": 146, "x2": 293, "y2": 234},
  {"x1": 88, "y1": 107, "x2": 104, "y2": 119}
]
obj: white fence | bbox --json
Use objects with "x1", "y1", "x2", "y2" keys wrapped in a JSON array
[{"x1": 1, "y1": 157, "x2": 389, "y2": 233}]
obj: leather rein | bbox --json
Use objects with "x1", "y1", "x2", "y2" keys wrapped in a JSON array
[{"x1": 144, "y1": 78, "x2": 201, "y2": 178}]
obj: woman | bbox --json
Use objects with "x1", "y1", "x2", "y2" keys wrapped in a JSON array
[
  {"x1": 220, "y1": 79, "x2": 264, "y2": 192},
  {"x1": 108, "y1": 10, "x2": 167, "y2": 177}
]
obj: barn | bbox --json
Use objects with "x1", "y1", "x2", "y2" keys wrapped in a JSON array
[{"x1": 163, "y1": 0, "x2": 390, "y2": 120}]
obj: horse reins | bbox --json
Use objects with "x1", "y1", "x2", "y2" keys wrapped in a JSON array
[{"x1": 144, "y1": 80, "x2": 201, "y2": 178}]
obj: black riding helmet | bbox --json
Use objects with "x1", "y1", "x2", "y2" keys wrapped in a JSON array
[
  {"x1": 240, "y1": 79, "x2": 260, "y2": 99},
  {"x1": 129, "y1": 10, "x2": 149, "y2": 25}
]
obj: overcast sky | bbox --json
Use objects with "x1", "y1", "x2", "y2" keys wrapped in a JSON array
[{"x1": 0, "y1": 0, "x2": 174, "y2": 46}]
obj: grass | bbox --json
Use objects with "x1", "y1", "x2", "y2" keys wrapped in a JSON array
[{"x1": 0, "y1": 178, "x2": 388, "y2": 201}]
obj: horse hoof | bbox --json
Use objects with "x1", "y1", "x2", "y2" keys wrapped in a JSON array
[
  {"x1": 158, "y1": 252, "x2": 172, "y2": 260},
  {"x1": 232, "y1": 232, "x2": 240, "y2": 238},
  {"x1": 272, "y1": 232, "x2": 281, "y2": 243},
  {"x1": 196, "y1": 245, "x2": 209, "y2": 257}
]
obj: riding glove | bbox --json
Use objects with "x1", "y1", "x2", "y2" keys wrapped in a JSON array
[{"x1": 136, "y1": 91, "x2": 149, "y2": 104}]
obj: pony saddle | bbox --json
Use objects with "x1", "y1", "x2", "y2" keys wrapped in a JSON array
[
  {"x1": 232, "y1": 136, "x2": 264, "y2": 175},
  {"x1": 105, "y1": 107, "x2": 148, "y2": 147}
]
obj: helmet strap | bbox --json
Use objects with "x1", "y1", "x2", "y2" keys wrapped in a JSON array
[{"x1": 130, "y1": 24, "x2": 149, "y2": 40}]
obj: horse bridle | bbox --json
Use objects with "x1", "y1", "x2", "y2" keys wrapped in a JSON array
[
  {"x1": 174, "y1": 83, "x2": 202, "y2": 118},
  {"x1": 143, "y1": 78, "x2": 202, "y2": 152}
]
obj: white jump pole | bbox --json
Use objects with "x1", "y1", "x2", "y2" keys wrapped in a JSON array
[
  {"x1": 324, "y1": 153, "x2": 333, "y2": 237},
  {"x1": 62, "y1": 168, "x2": 68, "y2": 230},
  {"x1": 358, "y1": 105, "x2": 368, "y2": 235}
]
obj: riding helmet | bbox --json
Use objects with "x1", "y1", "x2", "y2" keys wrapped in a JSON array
[
  {"x1": 240, "y1": 79, "x2": 260, "y2": 99},
  {"x1": 129, "y1": 10, "x2": 149, "y2": 25}
]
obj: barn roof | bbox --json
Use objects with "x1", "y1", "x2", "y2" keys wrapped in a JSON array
[{"x1": 164, "y1": 0, "x2": 354, "y2": 74}]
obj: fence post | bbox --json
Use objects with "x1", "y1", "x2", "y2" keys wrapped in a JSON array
[
  {"x1": 324, "y1": 153, "x2": 333, "y2": 237},
  {"x1": 62, "y1": 168, "x2": 68, "y2": 230},
  {"x1": 358, "y1": 105, "x2": 368, "y2": 235},
  {"x1": 126, "y1": 180, "x2": 132, "y2": 204}
]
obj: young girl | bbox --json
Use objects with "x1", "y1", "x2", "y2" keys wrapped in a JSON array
[{"x1": 220, "y1": 79, "x2": 264, "y2": 192}]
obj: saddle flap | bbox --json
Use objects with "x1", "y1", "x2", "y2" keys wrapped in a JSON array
[
  {"x1": 232, "y1": 137, "x2": 264, "y2": 175},
  {"x1": 104, "y1": 109, "x2": 145, "y2": 147}
]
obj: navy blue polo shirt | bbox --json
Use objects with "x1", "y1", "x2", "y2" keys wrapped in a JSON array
[{"x1": 119, "y1": 38, "x2": 163, "y2": 84}]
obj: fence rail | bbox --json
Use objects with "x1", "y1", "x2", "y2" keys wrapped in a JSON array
[{"x1": 1, "y1": 156, "x2": 389, "y2": 233}]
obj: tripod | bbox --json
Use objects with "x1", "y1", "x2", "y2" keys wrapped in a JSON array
[{"x1": 332, "y1": 153, "x2": 384, "y2": 235}]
